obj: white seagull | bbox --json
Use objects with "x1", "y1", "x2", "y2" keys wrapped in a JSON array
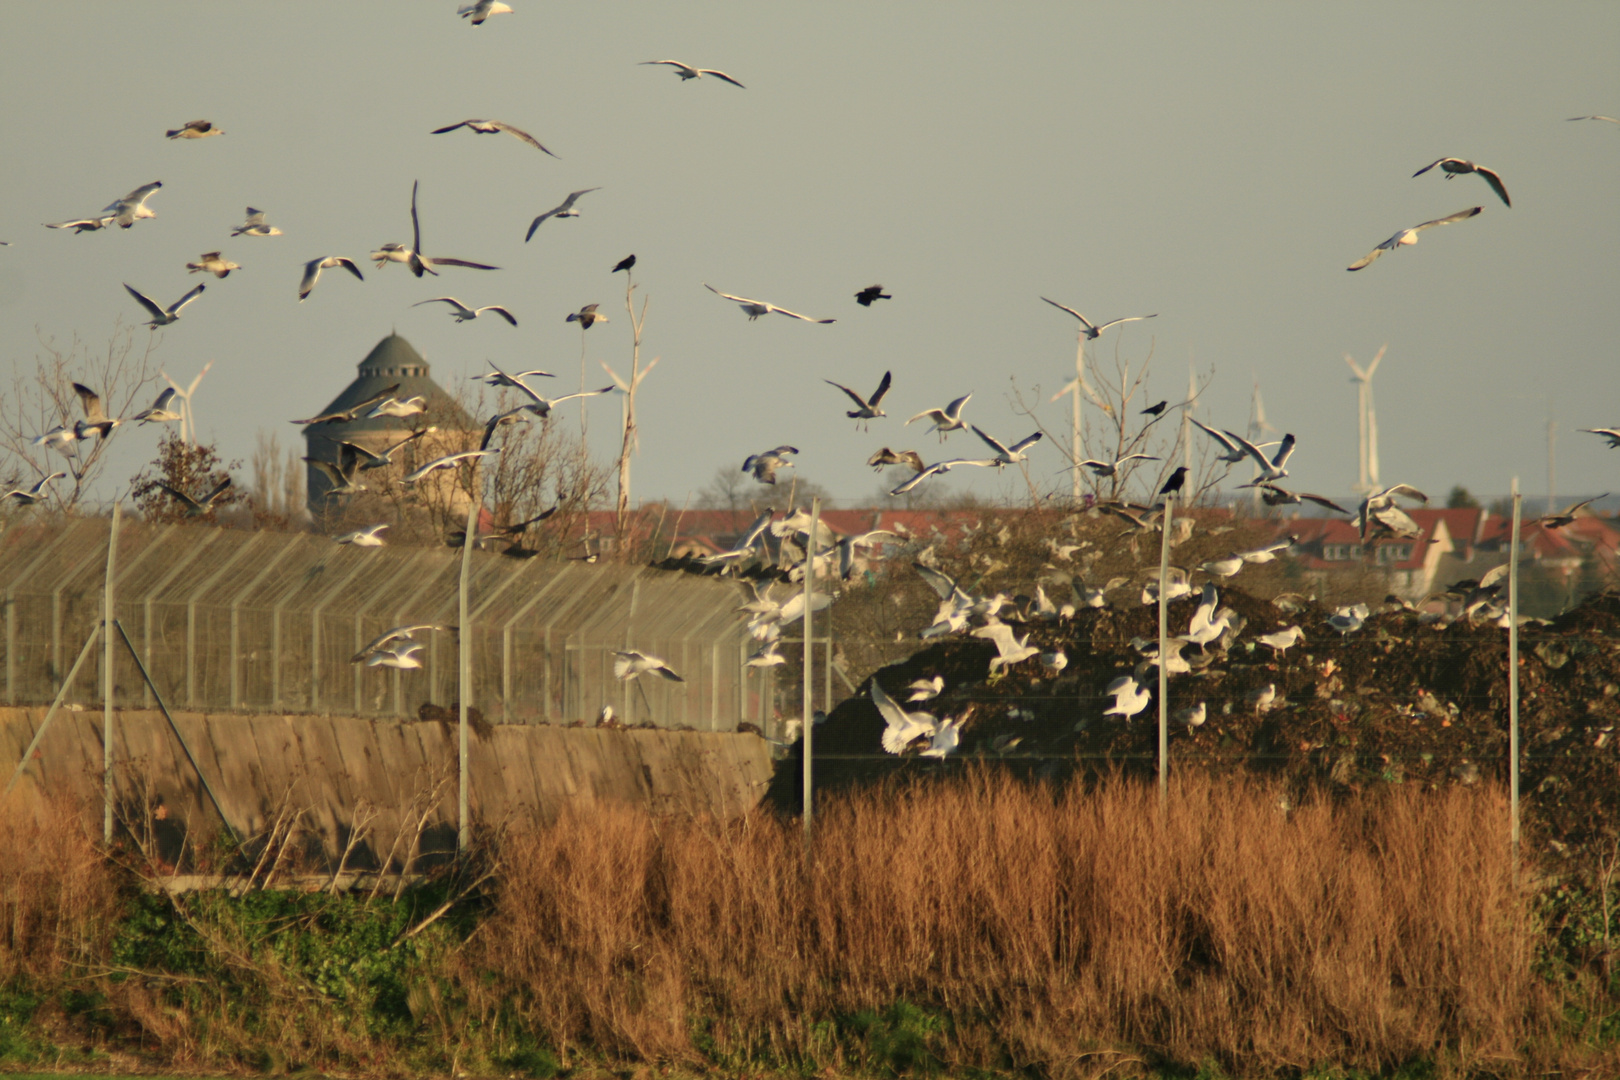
[
  {"x1": 1077, "y1": 453, "x2": 1158, "y2": 477},
  {"x1": 458, "y1": 0, "x2": 512, "y2": 24},
  {"x1": 1581, "y1": 427, "x2": 1620, "y2": 449},
  {"x1": 1347, "y1": 206, "x2": 1483, "y2": 271},
  {"x1": 401, "y1": 449, "x2": 499, "y2": 488},
  {"x1": 167, "y1": 119, "x2": 222, "y2": 139},
  {"x1": 5, "y1": 472, "x2": 65, "y2": 505},
  {"x1": 104, "y1": 181, "x2": 163, "y2": 229},
  {"x1": 704, "y1": 284, "x2": 834, "y2": 323},
  {"x1": 351, "y1": 624, "x2": 449, "y2": 664},
  {"x1": 474, "y1": 369, "x2": 555, "y2": 387},
  {"x1": 1040, "y1": 296, "x2": 1157, "y2": 340},
  {"x1": 971, "y1": 425, "x2": 1042, "y2": 466},
  {"x1": 1227, "y1": 430, "x2": 1296, "y2": 484},
  {"x1": 430, "y1": 119, "x2": 556, "y2": 157},
  {"x1": 366, "y1": 396, "x2": 428, "y2": 419},
  {"x1": 1256, "y1": 625, "x2": 1304, "y2": 655},
  {"x1": 971, "y1": 620, "x2": 1040, "y2": 673},
  {"x1": 906, "y1": 393, "x2": 972, "y2": 440},
  {"x1": 45, "y1": 215, "x2": 114, "y2": 234},
  {"x1": 525, "y1": 188, "x2": 601, "y2": 240},
  {"x1": 613, "y1": 650, "x2": 684, "y2": 682},
  {"x1": 336, "y1": 524, "x2": 389, "y2": 547},
  {"x1": 1412, "y1": 158, "x2": 1511, "y2": 208},
  {"x1": 889, "y1": 457, "x2": 997, "y2": 497},
  {"x1": 124, "y1": 282, "x2": 205, "y2": 326},
  {"x1": 413, "y1": 297, "x2": 517, "y2": 325},
  {"x1": 186, "y1": 252, "x2": 239, "y2": 278},
  {"x1": 639, "y1": 60, "x2": 745, "y2": 88},
  {"x1": 365, "y1": 641, "x2": 424, "y2": 669},
  {"x1": 155, "y1": 477, "x2": 232, "y2": 517},
  {"x1": 72, "y1": 383, "x2": 119, "y2": 439},
  {"x1": 742, "y1": 445, "x2": 799, "y2": 485},
  {"x1": 906, "y1": 675, "x2": 944, "y2": 702},
  {"x1": 1357, "y1": 483, "x2": 1428, "y2": 541},
  {"x1": 342, "y1": 428, "x2": 433, "y2": 470},
  {"x1": 299, "y1": 257, "x2": 364, "y2": 301},
  {"x1": 871, "y1": 680, "x2": 937, "y2": 755},
  {"x1": 825, "y1": 371, "x2": 891, "y2": 430},
  {"x1": 305, "y1": 444, "x2": 367, "y2": 496},
  {"x1": 231, "y1": 208, "x2": 282, "y2": 238},
  {"x1": 1102, "y1": 675, "x2": 1151, "y2": 721},
  {"x1": 1568, "y1": 115, "x2": 1620, "y2": 124},
  {"x1": 373, "y1": 181, "x2": 499, "y2": 277}
]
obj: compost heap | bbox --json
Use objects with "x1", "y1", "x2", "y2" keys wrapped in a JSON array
[{"x1": 811, "y1": 583, "x2": 1620, "y2": 857}]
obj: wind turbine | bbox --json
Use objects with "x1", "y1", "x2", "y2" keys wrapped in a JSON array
[
  {"x1": 1178, "y1": 359, "x2": 1197, "y2": 505},
  {"x1": 161, "y1": 360, "x2": 213, "y2": 445},
  {"x1": 1344, "y1": 345, "x2": 1385, "y2": 493},
  {"x1": 1247, "y1": 376, "x2": 1279, "y2": 513}
]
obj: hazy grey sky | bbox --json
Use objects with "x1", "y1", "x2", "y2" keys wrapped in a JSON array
[{"x1": 2, "y1": 2, "x2": 1616, "y2": 508}]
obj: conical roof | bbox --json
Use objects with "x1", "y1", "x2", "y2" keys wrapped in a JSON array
[{"x1": 304, "y1": 333, "x2": 473, "y2": 439}]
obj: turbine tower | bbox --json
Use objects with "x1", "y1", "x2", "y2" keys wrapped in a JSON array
[
  {"x1": 161, "y1": 360, "x2": 213, "y2": 445},
  {"x1": 1344, "y1": 345, "x2": 1385, "y2": 493},
  {"x1": 1247, "y1": 376, "x2": 1278, "y2": 512}
]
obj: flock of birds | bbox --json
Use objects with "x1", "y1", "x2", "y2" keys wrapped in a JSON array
[{"x1": 6, "y1": 11, "x2": 1618, "y2": 750}]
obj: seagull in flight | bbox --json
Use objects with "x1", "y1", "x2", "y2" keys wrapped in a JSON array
[
  {"x1": 1254, "y1": 483, "x2": 1349, "y2": 514},
  {"x1": 413, "y1": 297, "x2": 517, "y2": 325},
  {"x1": 231, "y1": 208, "x2": 282, "y2": 237},
  {"x1": 742, "y1": 445, "x2": 798, "y2": 485},
  {"x1": 104, "y1": 181, "x2": 163, "y2": 228},
  {"x1": 1347, "y1": 206, "x2": 1482, "y2": 270},
  {"x1": 1077, "y1": 453, "x2": 1157, "y2": 477},
  {"x1": 5, "y1": 473, "x2": 65, "y2": 506},
  {"x1": 825, "y1": 371, "x2": 891, "y2": 429},
  {"x1": 458, "y1": 0, "x2": 513, "y2": 24},
  {"x1": 366, "y1": 396, "x2": 427, "y2": 418},
  {"x1": 565, "y1": 303, "x2": 607, "y2": 328},
  {"x1": 166, "y1": 119, "x2": 222, "y2": 140},
  {"x1": 867, "y1": 447, "x2": 926, "y2": 474},
  {"x1": 971, "y1": 425, "x2": 1042, "y2": 465},
  {"x1": 1189, "y1": 417, "x2": 1280, "y2": 464},
  {"x1": 292, "y1": 383, "x2": 400, "y2": 425},
  {"x1": 1102, "y1": 675, "x2": 1151, "y2": 721},
  {"x1": 525, "y1": 187, "x2": 601, "y2": 240},
  {"x1": 613, "y1": 650, "x2": 685, "y2": 682},
  {"x1": 474, "y1": 368, "x2": 555, "y2": 387},
  {"x1": 476, "y1": 363, "x2": 613, "y2": 445},
  {"x1": 305, "y1": 444, "x2": 368, "y2": 496},
  {"x1": 640, "y1": 60, "x2": 745, "y2": 88},
  {"x1": 124, "y1": 282, "x2": 204, "y2": 326},
  {"x1": 373, "y1": 181, "x2": 499, "y2": 277},
  {"x1": 906, "y1": 393, "x2": 971, "y2": 440},
  {"x1": 342, "y1": 428, "x2": 433, "y2": 470},
  {"x1": 351, "y1": 624, "x2": 452, "y2": 664},
  {"x1": 132, "y1": 387, "x2": 183, "y2": 425},
  {"x1": 336, "y1": 524, "x2": 389, "y2": 547},
  {"x1": 1412, "y1": 158, "x2": 1511, "y2": 208},
  {"x1": 1227, "y1": 430, "x2": 1296, "y2": 483},
  {"x1": 889, "y1": 457, "x2": 997, "y2": 497},
  {"x1": 1536, "y1": 495, "x2": 1606, "y2": 530},
  {"x1": 156, "y1": 477, "x2": 233, "y2": 516},
  {"x1": 402, "y1": 449, "x2": 500, "y2": 488},
  {"x1": 1568, "y1": 115, "x2": 1620, "y2": 125},
  {"x1": 1040, "y1": 297, "x2": 1157, "y2": 340},
  {"x1": 72, "y1": 383, "x2": 119, "y2": 439},
  {"x1": 186, "y1": 251, "x2": 239, "y2": 278},
  {"x1": 855, "y1": 285, "x2": 891, "y2": 306},
  {"x1": 1582, "y1": 427, "x2": 1620, "y2": 449},
  {"x1": 704, "y1": 284, "x2": 834, "y2": 323},
  {"x1": 430, "y1": 119, "x2": 557, "y2": 157},
  {"x1": 299, "y1": 256, "x2": 364, "y2": 301},
  {"x1": 45, "y1": 215, "x2": 113, "y2": 233},
  {"x1": 870, "y1": 680, "x2": 936, "y2": 754}
]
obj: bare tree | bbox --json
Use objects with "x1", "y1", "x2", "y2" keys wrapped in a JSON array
[
  {"x1": 249, "y1": 429, "x2": 307, "y2": 530},
  {"x1": 601, "y1": 272, "x2": 659, "y2": 555},
  {"x1": 0, "y1": 320, "x2": 159, "y2": 509}
]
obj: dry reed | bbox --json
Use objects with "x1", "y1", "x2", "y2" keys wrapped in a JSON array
[
  {"x1": 468, "y1": 771, "x2": 1548, "y2": 1077},
  {"x1": 0, "y1": 791, "x2": 120, "y2": 981}
]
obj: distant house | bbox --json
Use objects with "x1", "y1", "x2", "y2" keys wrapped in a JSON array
[{"x1": 301, "y1": 333, "x2": 476, "y2": 514}]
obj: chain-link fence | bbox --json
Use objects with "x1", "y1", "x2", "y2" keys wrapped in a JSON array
[{"x1": 0, "y1": 516, "x2": 760, "y2": 729}]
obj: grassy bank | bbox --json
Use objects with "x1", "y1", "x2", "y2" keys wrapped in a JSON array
[{"x1": 2, "y1": 775, "x2": 1616, "y2": 1078}]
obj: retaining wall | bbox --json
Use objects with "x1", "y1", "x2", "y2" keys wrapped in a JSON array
[{"x1": 0, "y1": 707, "x2": 775, "y2": 868}]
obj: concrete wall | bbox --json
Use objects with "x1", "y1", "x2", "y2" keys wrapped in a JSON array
[{"x1": 0, "y1": 707, "x2": 775, "y2": 868}]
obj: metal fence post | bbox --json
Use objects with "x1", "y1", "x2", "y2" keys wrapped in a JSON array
[
  {"x1": 803, "y1": 498, "x2": 820, "y2": 839},
  {"x1": 103, "y1": 505, "x2": 120, "y2": 845},
  {"x1": 458, "y1": 494, "x2": 478, "y2": 855},
  {"x1": 1509, "y1": 477, "x2": 1521, "y2": 868},
  {"x1": 1157, "y1": 500, "x2": 1173, "y2": 810}
]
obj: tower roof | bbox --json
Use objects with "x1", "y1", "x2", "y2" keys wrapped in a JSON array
[{"x1": 304, "y1": 333, "x2": 473, "y2": 440}]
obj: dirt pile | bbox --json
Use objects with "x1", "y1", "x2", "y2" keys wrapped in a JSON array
[{"x1": 808, "y1": 584, "x2": 1620, "y2": 856}]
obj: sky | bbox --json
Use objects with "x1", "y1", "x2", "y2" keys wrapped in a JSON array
[{"x1": 1, "y1": 2, "x2": 1617, "y2": 511}]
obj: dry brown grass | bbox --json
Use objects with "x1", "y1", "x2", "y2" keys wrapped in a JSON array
[
  {"x1": 468, "y1": 772, "x2": 1548, "y2": 1077},
  {"x1": 0, "y1": 791, "x2": 121, "y2": 982}
]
